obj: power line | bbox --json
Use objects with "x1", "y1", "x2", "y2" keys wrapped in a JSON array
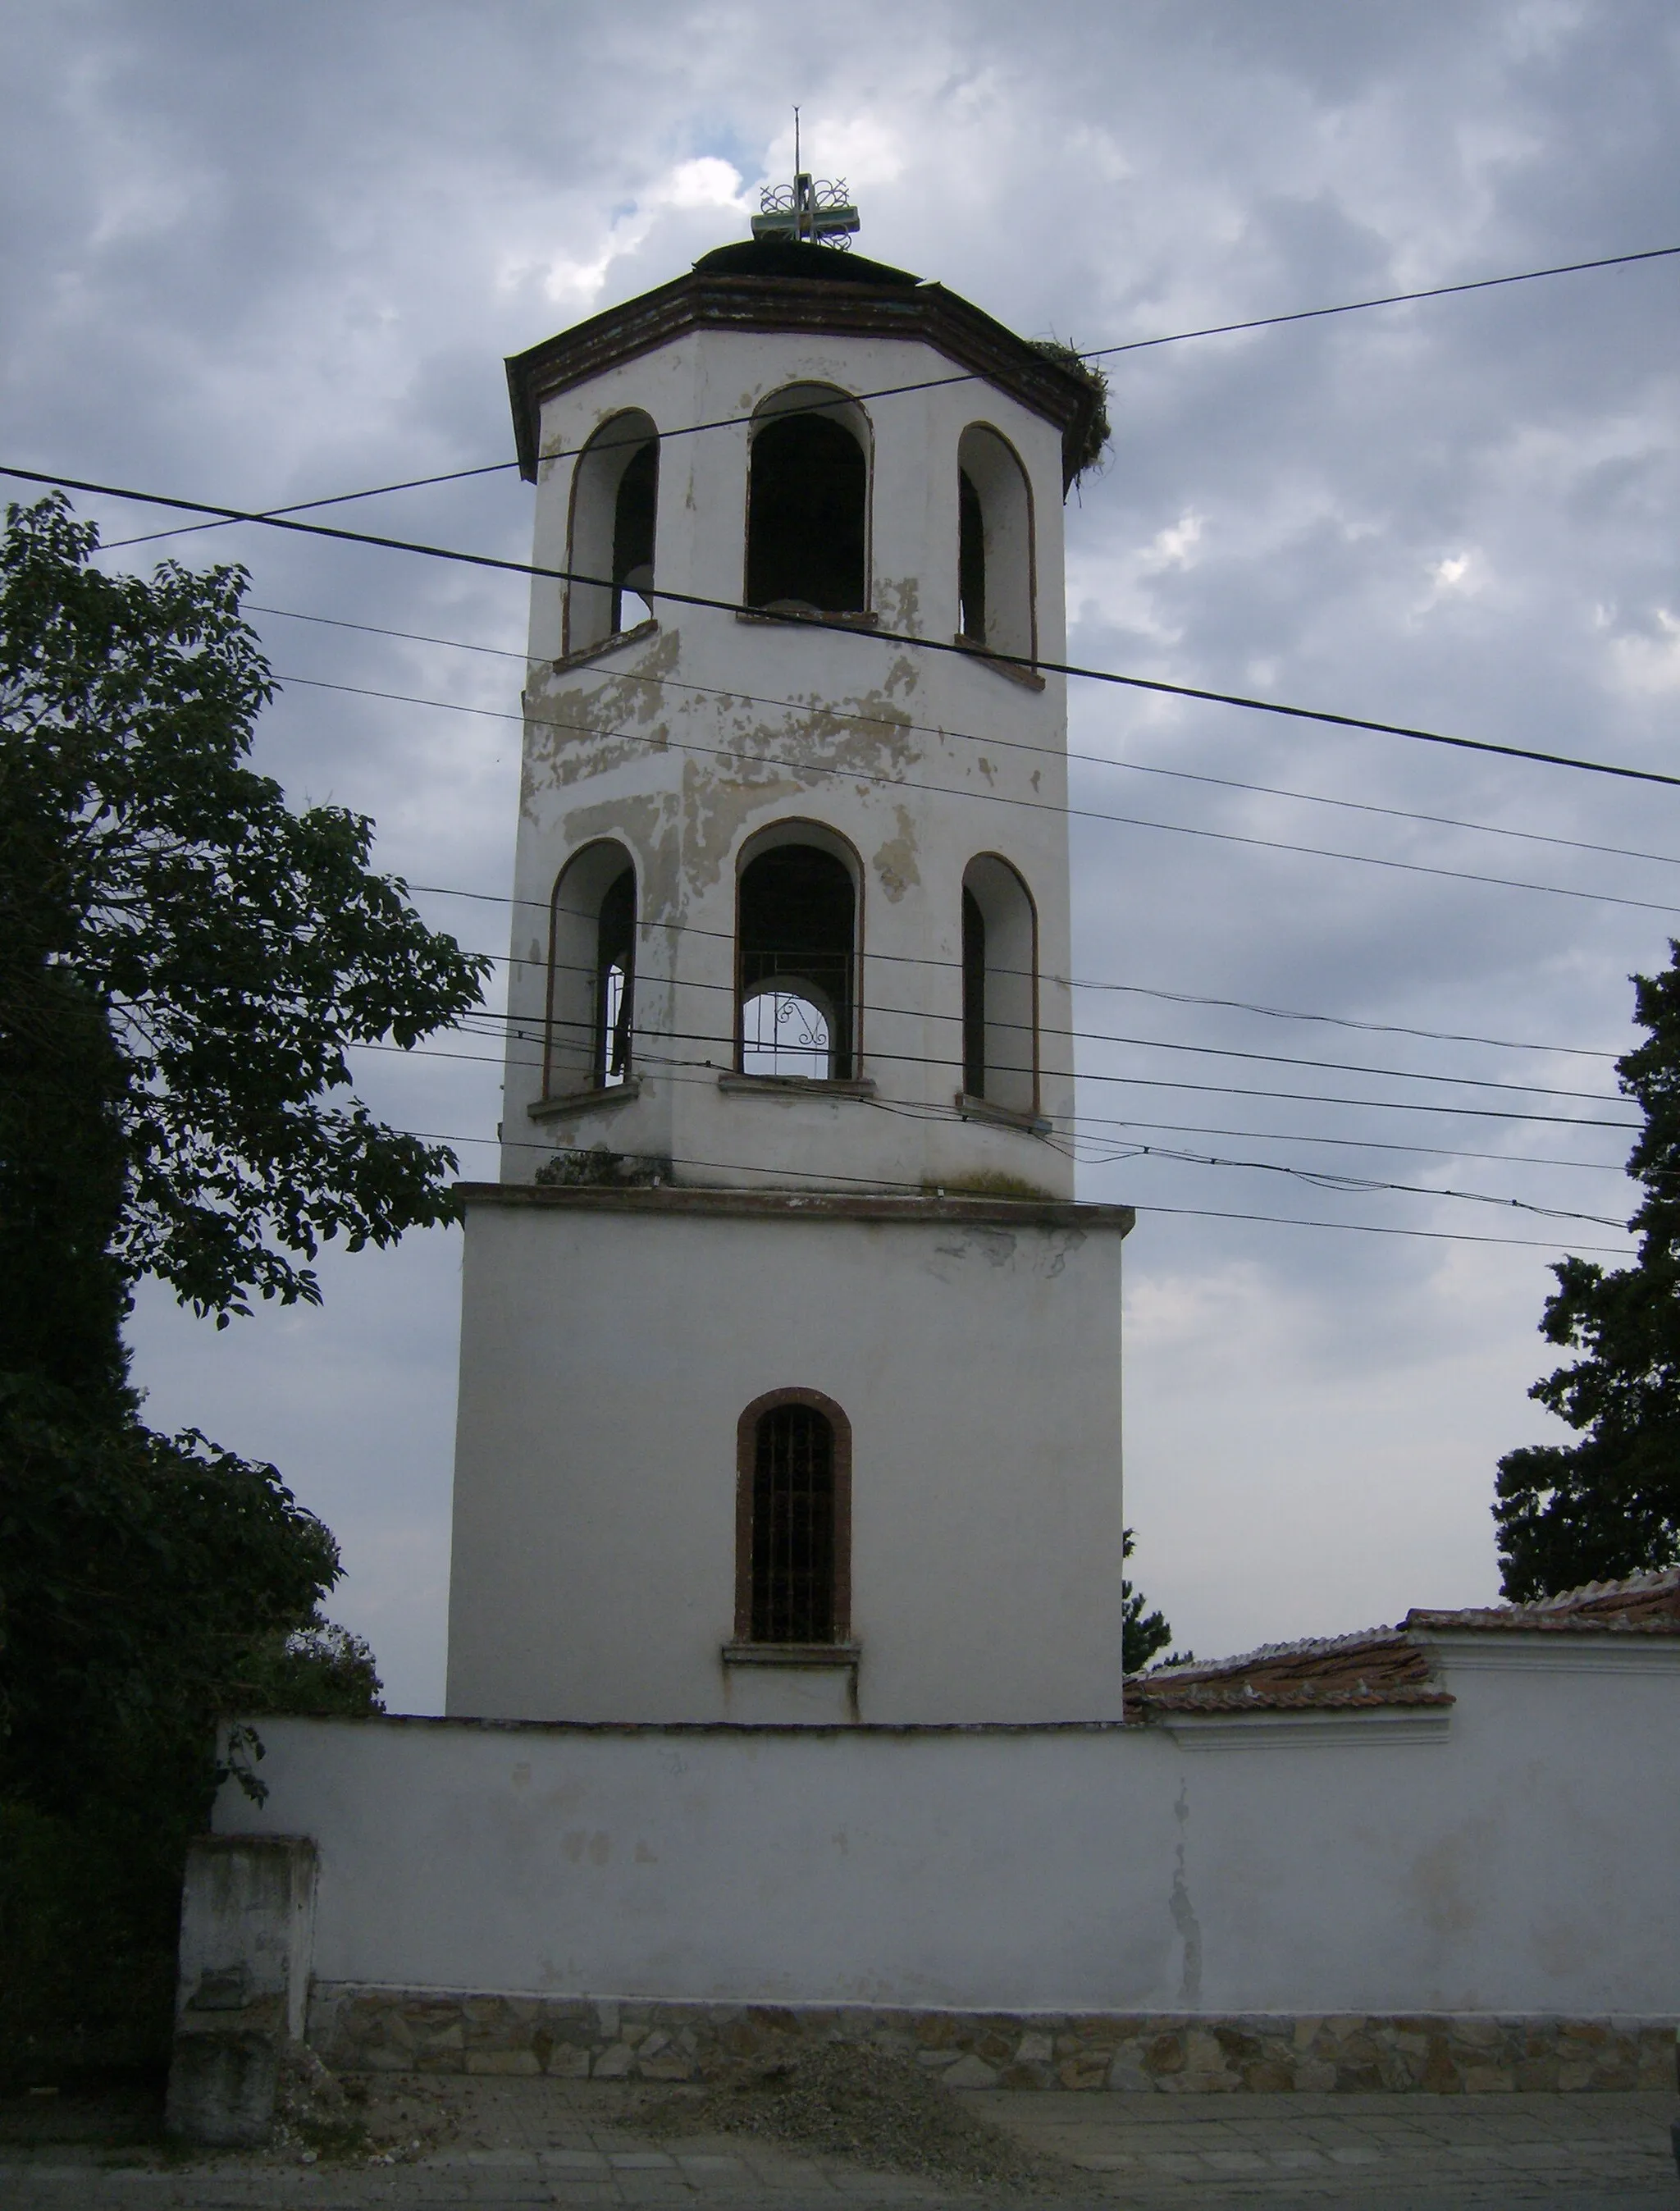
[
  {"x1": 353, "y1": 1030, "x2": 1625, "y2": 1227},
  {"x1": 1036, "y1": 1112, "x2": 1628, "y2": 1176},
  {"x1": 1080, "y1": 243, "x2": 1680, "y2": 360},
  {"x1": 276, "y1": 667, "x2": 1680, "y2": 925},
  {"x1": 439, "y1": 922, "x2": 1630, "y2": 1103},
  {"x1": 468, "y1": 948, "x2": 1628, "y2": 1105},
  {"x1": 437, "y1": 1004, "x2": 1632, "y2": 1158},
  {"x1": 246, "y1": 601, "x2": 1680, "y2": 889},
  {"x1": 412, "y1": 879, "x2": 1624, "y2": 1062},
  {"x1": 95, "y1": 240, "x2": 1680, "y2": 550},
  {"x1": 349, "y1": 1024, "x2": 1634, "y2": 1129},
  {"x1": 382, "y1": 1119, "x2": 1632, "y2": 1254},
  {"x1": 13, "y1": 459, "x2": 1680, "y2": 794}
]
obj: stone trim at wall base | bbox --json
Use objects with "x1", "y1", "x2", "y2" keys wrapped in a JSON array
[{"x1": 308, "y1": 1987, "x2": 1677, "y2": 2097}]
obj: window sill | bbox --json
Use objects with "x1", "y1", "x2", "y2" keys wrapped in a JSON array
[
  {"x1": 955, "y1": 1090, "x2": 1052, "y2": 1135},
  {"x1": 528, "y1": 1076, "x2": 643, "y2": 1121},
  {"x1": 951, "y1": 636, "x2": 1046, "y2": 691},
  {"x1": 721, "y1": 1642, "x2": 861, "y2": 1670},
  {"x1": 736, "y1": 605, "x2": 880, "y2": 630},
  {"x1": 549, "y1": 618, "x2": 660, "y2": 677},
  {"x1": 719, "y1": 1072, "x2": 876, "y2": 1099}
]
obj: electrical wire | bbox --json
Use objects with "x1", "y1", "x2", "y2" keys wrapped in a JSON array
[
  {"x1": 272, "y1": 669, "x2": 1680, "y2": 926},
  {"x1": 95, "y1": 240, "x2": 1680, "y2": 550},
  {"x1": 432, "y1": 1006, "x2": 1634, "y2": 1165},
  {"x1": 369, "y1": 1116, "x2": 1632, "y2": 1255},
  {"x1": 244, "y1": 596, "x2": 1680, "y2": 888},
  {"x1": 349, "y1": 1027, "x2": 1626, "y2": 1228},
  {"x1": 13, "y1": 458, "x2": 1680, "y2": 794},
  {"x1": 414, "y1": 879, "x2": 1626, "y2": 1062},
  {"x1": 347, "y1": 1025, "x2": 1635, "y2": 1129},
  {"x1": 459, "y1": 946, "x2": 1629, "y2": 1106}
]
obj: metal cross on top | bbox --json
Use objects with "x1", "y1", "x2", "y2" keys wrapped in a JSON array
[{"x1": 751, "y1": 111, "x2": 859, "y2": 249}]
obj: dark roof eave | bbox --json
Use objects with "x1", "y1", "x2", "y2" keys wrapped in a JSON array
[
  {"x1": 457, "y1": 1182, "x2": 1135, "y2": 1233},
  {"x1": 505, "y1": 270, "x2": 1100, "y2": 490}
]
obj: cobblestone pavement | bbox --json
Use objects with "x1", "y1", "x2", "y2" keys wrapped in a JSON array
[{"x1": 2, "y1": 2081, "x2": 1678, "y2": 2209}]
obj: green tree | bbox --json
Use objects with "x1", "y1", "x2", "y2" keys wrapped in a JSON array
[
  {"x1": 0, "y1": 494, "x2": 485, "y2": 2077},
  {"x1": 1122, "y1": 1528, "x2": 1180, "y2": 1674},
  {"x1": 1, "y1": 491, "x2": 490, "y2": 1326},
  {"x1": 1495, "y1": 943, "x2": 1680, "y2": 1599}
]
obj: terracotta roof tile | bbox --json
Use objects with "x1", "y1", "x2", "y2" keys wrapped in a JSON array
[
  {"x1": 1404, "y1": 1564, "x2": 1680, "y2": 1635},
  {"x1": 1129, "y1": 1628, "x2": 1449, "y2": 1719},
  {"x1": 1127, "y1": 1566, "x2": 1680, "y2": 1725}
]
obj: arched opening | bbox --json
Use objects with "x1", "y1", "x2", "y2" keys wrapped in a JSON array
[
  {"x1": 565, "y1": 409, "x2": 659, "y2": 656},
  {"x1": 735, "y1": 1391, "x2": 852, "y2": 1646},
  {"x1": 956, "y1": 424, "x2": 1034, "y2": 660},
  {"x1": 737, "y1": 828, "x2": 858, "y2": 1081},
  {"x1": 959, "y1": 853, "x2": 1037, "y2": 1114},
  {"x1": 545, "y1": 841, "x2": 637, "y2": 1097},
  {"x1": 746, "y1": 386, "x2": 870, "y2": 615}
]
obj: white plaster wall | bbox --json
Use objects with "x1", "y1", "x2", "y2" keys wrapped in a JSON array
[
  {"x1": 221, "y1": 1638, "x2": 1680, "y2": 2016},
  {"x1": 508, "y1": 322, "x2": 1076, "y2": 1200},
  {"x1": 445, "y1": 1195, "x2": 1128, "y2": 1725}
]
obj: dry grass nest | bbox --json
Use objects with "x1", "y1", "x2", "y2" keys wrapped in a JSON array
[{"x1": 641, "y1": 2042, "x2": 1075, "y2": 2193}]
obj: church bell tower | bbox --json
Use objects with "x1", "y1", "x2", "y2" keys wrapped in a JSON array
[{"x1": 445, "y1": 190, "x2": 1134, "y2": 1726}]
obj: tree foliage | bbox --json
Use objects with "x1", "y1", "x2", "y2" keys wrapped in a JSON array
[
  {"x1": 1122, "y1": 1527, "x2": 1178, "y2": 1674},
  {"x1": 1495, "y1": 943, "x2": 1680, "y2": 1598},
  {"x1": 0, "y1": 493, "x2": 491, "y2": 1323},
  {"x1": 0, "y1": 496, "x2": 462, "y2": 2075}
]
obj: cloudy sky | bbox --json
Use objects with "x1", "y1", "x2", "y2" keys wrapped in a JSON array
[{"x1": 5, "y1": 2, "x2": 1678, "y2": 1708}]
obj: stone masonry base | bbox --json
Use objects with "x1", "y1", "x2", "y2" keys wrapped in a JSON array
[{"x1": 308, "y1": 1986, "x2": 1677, "y2": 2096}]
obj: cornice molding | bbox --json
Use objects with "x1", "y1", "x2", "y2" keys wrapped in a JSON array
[
  {"x1": 1162, "y1": 1710, "x2": 1453, "y2": 1752},
  {"x1": 506, "y1": 272, "x2": 1099, "y2": 489},
  {"x1": 456, "y1": 1181, "x2": 1134, "y2": 1233}
]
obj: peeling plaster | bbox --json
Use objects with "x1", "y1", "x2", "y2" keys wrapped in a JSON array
[
  {"x1": 874, "y1": 576, "x2": 921, "y2": 636},
  {"x1": 873, "y1": 806, "x2": 920, "y2": 902}
]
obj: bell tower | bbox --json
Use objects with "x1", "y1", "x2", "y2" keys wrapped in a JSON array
[{"x1": 445, "y1": 202, "x2": 1135, "y2": 1727}]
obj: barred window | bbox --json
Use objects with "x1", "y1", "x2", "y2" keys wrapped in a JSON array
[{"x1": 735, "y1": 1391, "x2": 852, "y2": 1647}]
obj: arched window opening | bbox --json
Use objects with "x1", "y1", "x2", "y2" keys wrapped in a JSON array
[
  {"x1": 566, "y1": 410, "x2": 659, "y2": 656},
  {"x1": 961, "y1": 886, "x2": 987, "y2": 1098},
  {"x1": 611, "y1": 440, "x2": 657, "y2": 631},
  {"x1": 746, "y1": 386, "x2": 870, "y2": 615},
  {"x1": 959, "y1": 854, "x2": 1037, "y2": 1114},
  {"x1": 955, "y1": 425, "x2": 1034, "y2": 661},
  {"x1": 545, "y1": 842, "x2": 637, "y2": 1097},
  {"x1": 957, "y1": 471, "x2": 985, "y2": 643},
  {"x1": 735, "y1": 1391, "x2": 852, "y2": 1647},
  {"x1": 737, "y1": 836, "x2": 856, "y2": 1081},
  {"x1": 594, "y1": 865, "x2": 636, "y2": 1088}
]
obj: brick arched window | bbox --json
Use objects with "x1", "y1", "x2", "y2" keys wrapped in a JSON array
[{"x1": 735, "y1": 1389, "x2": 852, "y2": 1646}]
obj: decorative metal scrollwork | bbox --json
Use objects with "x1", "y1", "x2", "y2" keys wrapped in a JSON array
[{"x1": 751, "y1": 171, "x2": 860, "y2": 251}]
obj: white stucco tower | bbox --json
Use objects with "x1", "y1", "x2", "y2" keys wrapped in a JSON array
[{"x1": 445, "y1": 219, "x2": 1134, "y2": 1726}]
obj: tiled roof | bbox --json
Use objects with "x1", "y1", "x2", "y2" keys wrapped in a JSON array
[
  {"x1": 1405, "y1": 1564, "x2": 1680, "y2": 1635},
  {"x1": 1129, "y1": 1628, "x2": 1451, "y2": 1718},
  {"x1": 1127, "y1": 1566, "x2": 1680, "y2": 1724}
]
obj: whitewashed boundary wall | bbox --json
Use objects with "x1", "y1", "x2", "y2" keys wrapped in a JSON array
[{"x1": 212, "y1": 1636, "x2": 1680, "y2": 2045}]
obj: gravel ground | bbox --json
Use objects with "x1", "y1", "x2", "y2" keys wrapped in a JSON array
[{"x1": 638, "y1": 2042, "x2": 1075, "y2": 2193}]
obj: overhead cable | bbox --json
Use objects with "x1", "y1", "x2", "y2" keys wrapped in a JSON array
[
  {"x1": 97, "y1": 240, "x2": 1680, "y2": 549},
  {"x1": 11, "y1": 459, "x2": 1680, "y2": 794},
  {"x1": 245, "y1": 602, "x2": 1680, "y2": 885},
  {"x1": 413, "y1": 881, "x2": 1625, "y2": 1061},
  {"x1": 378, "y1": 1119, "x2": 1632, "y2": 1255},
  {"x1": 275, "y1": 668, "x2": 1680, "y2": 924}
]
